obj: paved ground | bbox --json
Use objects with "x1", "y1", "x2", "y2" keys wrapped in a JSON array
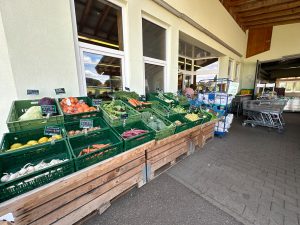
[
  {"x1": 83, "y1": 113, "x2": 300, "y2": 225},
  {"x1": 83, "y1": 173, "x2": 242, "y2": 225},
  {"x1": 169, "y1": 113, "x2": 300, "y2": 225}
]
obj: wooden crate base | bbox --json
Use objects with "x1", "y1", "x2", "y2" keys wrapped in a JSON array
[
  {"x1": 146, "y1": 129, "x2": 193, "y2": 181},
  {"x1": 0, "y1": 141, "x2": 154, "y2": 225}
]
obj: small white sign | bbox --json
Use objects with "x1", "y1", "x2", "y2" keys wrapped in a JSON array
[
  {"x1": 256, "y1": 83, "x2": 265, "y2": 88},
  {"x1": 265, "y1": 83, "x2": 275, "y2": 88},
  {"x1": 228, "y1": 82, "x2": 239, "y2": 95},
  {"x1": 0, "y1": 213, "x2": 14, "y2": 222}
]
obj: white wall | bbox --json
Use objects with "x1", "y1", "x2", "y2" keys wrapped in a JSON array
[
  {"x1": 0, "y1": 0, "x2": 80, "y2": 99},
  {"x1": 0, "y1": 10, "x2": 17, "y2": 135},
  {"x1": 240, "y1": 62, "x2": 256, "y2": 89}
]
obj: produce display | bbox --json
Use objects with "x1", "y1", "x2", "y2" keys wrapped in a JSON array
[
  {"x1": 157, "y1": 93, "x2": 173, "y2": 104},
  {"x1": 102, "y1": 101, "x2": 127, "y2": 119},
  {"x1": 1, "y1": 159, "x2": 68, "y2": 183},
  {"x1": 174, "y1": 120, "x2": 182, "y2": 126},
  {"x1": 141, "y1": 111, "x2": 167, "y2": 131},
  {"x1": 78, "y1": 144, "x2": 110, "y2": 156},
  {"x1": 121, "y1": 129, "x2": 148, "y2": 139},
  {"x1": 114, "y1": 91, "x2": 139, "y2": 101},
  {"x1": 60, "y1": 97, "x2": 97, "y2": 114},
  {"x1": 128, "y1": 99, "x2": 152, "y2": 108},
  {"x1": 185, "y1": 113, "x2": 200, "y2": 121},
  {"x1": 172, "y1": 105, "x2": 186, "y2": 114},
  {"x1": 6, "y1": 134, "x2": 62, "y2": 152},
  {"x1": 68, "y1": 127, "x2": 101, "y2": 136}
]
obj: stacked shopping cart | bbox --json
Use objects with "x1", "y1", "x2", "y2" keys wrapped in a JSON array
[{"x1": 242, "y1": 99, "x2": 288, "y2": 132}]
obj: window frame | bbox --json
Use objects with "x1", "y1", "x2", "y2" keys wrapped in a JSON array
[
  {"x1": 141, "y1": 15, "x2": 168, "y2": 94},
  {"x1": 78, "y1": 42, "x2": 125, "y2": 96},
  {"x1": 70, "y1": 0, "x2": 128, "y2": 96}
]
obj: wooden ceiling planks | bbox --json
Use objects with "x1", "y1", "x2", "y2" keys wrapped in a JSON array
[{"x1": 220, "y1": 0, "x2": 300, "y2": 30}]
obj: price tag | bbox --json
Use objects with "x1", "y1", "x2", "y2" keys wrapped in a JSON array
[
  {"x1": 27, "y1": 89, "x2": 39, "y2": 95},
  {"x1": 125, "y1": 87, "x2": 130, "y2": 91},
  {"x1": 92, "y1": 99, "x2": 102, "y2": 106},
  {"x1": 41, "y1": 105, "x2": 57, "y2": 114},
  {"x1": 55, "y1": 88, "x2": 66, "y2": 95},
  {"x1": 44, "y1": 126, "x2": 61, "y2": 136},
  {"x1": 121, "y1": 113, "x2": 128, "y2": 119},
  {"x1": 80, "y1": 119, "x2": 93, "y2": 128},
  {"x1": 140, "y1": 95, "x2": 146, "y2": 101}
]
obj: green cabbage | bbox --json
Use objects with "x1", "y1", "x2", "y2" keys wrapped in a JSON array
[{"x1": 18, "y1": 106, "x2": 43, "y2": 121}]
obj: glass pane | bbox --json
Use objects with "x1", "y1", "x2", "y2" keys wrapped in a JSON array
[
  {"x1": 142, "y1": 19, "x2": 166, "y2": 60},
  {"x1": 278, "y1": 82, "x2": 286, "y2": 88},
  {"x1": 186, "y1": 59, "x2": 192, "y2": 71},
  {"x1": 178, "y1": 57, "x2": 185, "y2": 70},
  {"x1": 83, "y1": 51, "x2": 122, "y2": 99},
  {"x1": 74, "y1": 0, "x2": 123, "y2": 50},
  {"x1": 145, "y1": 63, "x2": 164, "y2": 93},
  {"x1": 294, "y1": 81, "x2": 300, "y2": 91},
  {"x1": 285, "y1": 81, "x2": 293, "y2": 92}
]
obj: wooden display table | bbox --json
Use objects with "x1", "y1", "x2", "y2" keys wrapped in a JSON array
[{"x1": 0, "y1": 141, "x2": 154, "y2": 225}]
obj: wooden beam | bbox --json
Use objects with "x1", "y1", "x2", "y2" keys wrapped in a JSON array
[
  {"x1": 245, "y1": 18, "x2": 300, "y2": 29},
  {"x1": 116, "y1": 10, "x2": 123, "y2": 51},
  {"x1": 226, "y1": 0, "x2": 259, "y2": 7},
  {"x1": 237, "y1": 1, "x2": 300, "y2": 17},
  {"x1": 239, "y1": 7, "x2": 300, "y2": 22},
  {"x1": 94, "y1": 5, "x2": 111, "y2": 36},
  {"x1": 243, "y1": 13, "x2": 300, "y2": 27},
  {"x1": 231, "y1": 0, "x2": 295, "y2": 13},
  {"x1": 79, "y1": 0, "x2": 94, "y2": 32}
]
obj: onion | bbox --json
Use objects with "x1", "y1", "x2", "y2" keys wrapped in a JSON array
[{"x1": 1, "y1": 173, "x2": 10, "y2": 182}]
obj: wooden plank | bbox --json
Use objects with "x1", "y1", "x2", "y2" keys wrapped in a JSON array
[
  {"x1": 0, "y1": 142, "x2": 152, "y2": 216},
  {"x1": 246, "y1": 27, "x2": 272, "y2": 57},
  {"x1": 94, "y1": 5, "x2": 111, "y2": 36},
  {"x1": 148, "y1": 142, "x2": 189, "y2": 164},
  {"x1": 147, "y1": 137, "x2": 189, "y2": 159},
  {"x1": 28, "y1": 165, "x2": 144, "y2": 225},
  {"x1": 246, "y1": 18, "x2": 300, "y2": 29},
  {"x1": 79, "y1": 0, "x2": 93, "y2": 32},
  {"x1": 153, "y1": 129, "x2": 192, "y2": 147},
  {"x1": 151, "y1": 145, "x2": 189, "y2": 172},
  {"x1": 53, "y1": 174, "x2": 141, "y2": 225},
  {"x1": 15, "y1": 157, "x2": 145, "y2": 224}
]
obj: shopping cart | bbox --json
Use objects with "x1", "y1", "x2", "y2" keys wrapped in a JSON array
[{"x1": 242, "y1": 99, "x2": 287, "y2": 132}]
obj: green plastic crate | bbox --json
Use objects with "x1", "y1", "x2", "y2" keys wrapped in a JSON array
[
  {"x1": 0, "y1": 139, "x2": 74, "y2": 203},
  {"x1": 140, "y1": 108, "x2": 175, "y2": 140},
  {"x1": 164, "y1": 93, "x2": 190, "y2": 107},
  {"x1": 113, "y1": 121, "x2": 155, "y2": 150},
  {"x1": 57, "y1": 97, "x2": 101, "y2": 122},
  {"x1": 68, "y1": 129, "x2": 123, "y2": 171},
  {"x1": 114, "y1": 91, "x2": 140, "y2": 101},
  {"x1": 6, "y1": 99, "x2": 64, "y2": 132},
  {"x1": 164, "y1": 114, "x2": 192, "y2": 134},
  {"x1": 151, "y1": 103, "x2": 178, "y2": 117},
  {"x1": 147, "y1": 93, "x2": 175, "y2": 107},
  {"x1": 201, "y1": 111, "x2": 214, "y2": 124},
  {"x1": 0, "y1": 126, "x2": 66, "y2": 155},
  {"x1": 64, "y1": 117, "x2": 109, "y2": 138},
  {"x1": 100, "y1": 100, "x2": 141, "y2": 127},
  {"x1": 184, "y1": 113, "x2": 204, "y2": 127},
  {"x1": 123, "y1": 99, "x2": 152, "y2": 111}
]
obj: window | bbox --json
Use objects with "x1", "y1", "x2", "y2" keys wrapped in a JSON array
[
  {"x1": 228, "y1": 59, "x2": 234, "y2": 79},
  {"x1": 142, "y1": 18, "x2": 166, "y2": 94},
  {"x1": 145, "y1": 64, "x2": 164, "y2": 92},
  {"x1": 74, "y1": 0, "x2": 125, "y2": 97},
  {"x1": 82, "y1": 51, "x2": 123, "y2": 99},
  {"x1": 234, "y1": 63, "x2": 241, "y2": 81},
  {"x1": 74, "y1": 0, "x2": 123, "y2": 51},
  {"x1": 294, "y1": 81, "x2": 300, "y2": 92},
  {"x1": 286, "y1": 81, "x2": 294, "y2": 92}
]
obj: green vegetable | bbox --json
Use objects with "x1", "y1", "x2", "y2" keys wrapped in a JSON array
[
  {"x1": 18, "y1": 106, "x2": 43, "y2": 121},
  {"x1": 141, "y1": 111, "x2": 168, "y2": 131}
]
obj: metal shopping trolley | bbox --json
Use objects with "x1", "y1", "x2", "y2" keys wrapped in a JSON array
[{"x1": 242, "y1": 99, "x2": 287, "y2": 132}]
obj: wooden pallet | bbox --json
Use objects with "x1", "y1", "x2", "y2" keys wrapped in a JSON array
[
  {"x1": 0, "y1": 141, "x2": 154, "y2": 225},
  {"x1": 201, "y1": 120, "x2": 216, "y2": 147},
  {"x1": 146, "y1": 129, "x2": 194, "y2": 181}
]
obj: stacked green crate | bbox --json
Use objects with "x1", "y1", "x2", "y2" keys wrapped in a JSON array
[
  {"x1": 6, "y1": 99, "x2": 64, "y2": 132},
  {"x1": 163, "y1": 114, "x2": 192, "y2": 134},
  {"x1": 140, "y1": 108, "x2": 175, "y2": 140},
  {"x1": 68, "y1": 129, "x2": 123, "y2": 171},
  {"x1": 0, "y1": 139, "x2": 74, "y2": 203},
  {"x1": 100, "y1": 100, "x2": 141, "y2": 127},
  {"x1": 113, "y1": 121, "x2": 155, "y2": 150}
]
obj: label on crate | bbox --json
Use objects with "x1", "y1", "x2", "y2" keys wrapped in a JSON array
[
  {"x1": 92, "y1": 99, "x2": 102, "y2": 106},
  {"x1": 41, "y1": 105, "x2": 57, "y2": 114},
  {"x1": 140, "y1": 95, "x2": 146, "y2": 101},
  {"x1": 55, "y1": 88, "x2": 66, "y2": 95},
  {"x1": 80, "y1": 119, "x2": 93, "y2": 128},
  {"x1": 44, "y1": 126, "x2": 61, "y2": 136},
  {"x1": 27, "y1": 89, "x2": 39, "y2": 95},
  {"x1": 121, "y1": 113, "x2": 128, "y2": 119}
]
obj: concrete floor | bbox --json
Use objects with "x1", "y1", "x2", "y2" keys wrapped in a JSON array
[{"x1": 83, "y1": 113, "x2": 300, "y2": 225}]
